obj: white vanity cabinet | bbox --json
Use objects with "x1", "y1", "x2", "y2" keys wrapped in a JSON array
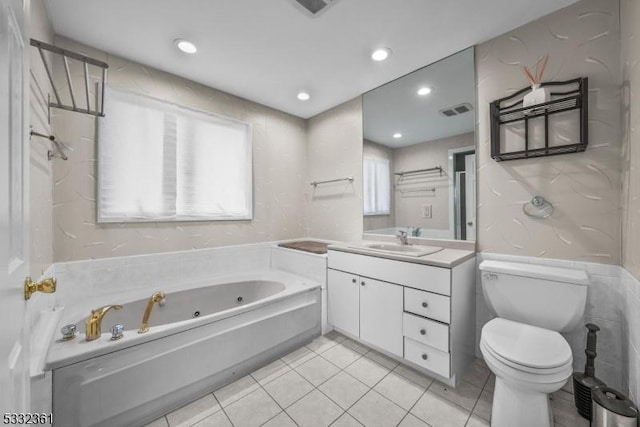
[
  {"x1": 327, "y1": 269, "x2": 403, "y2": 356},
  {"x1": 327, "y1": 249, "x2": 475, "y2": 386}
]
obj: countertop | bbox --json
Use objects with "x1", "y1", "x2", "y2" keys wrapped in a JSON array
[{"x1": 327, "y1": 241, "x2": 475, "y2": 268}]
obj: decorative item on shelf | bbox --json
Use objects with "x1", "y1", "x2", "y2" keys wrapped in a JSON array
[
  {"x1": 522, "y1": 55, "x2": 550, "y2": 108},
  {"x1": 522, "y1": 196, "x2": 554, "y2": 219}
]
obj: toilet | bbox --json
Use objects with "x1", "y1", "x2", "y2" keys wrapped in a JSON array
[{"x1": 479, "y1": 260, "x2": 589, "y2": 427}]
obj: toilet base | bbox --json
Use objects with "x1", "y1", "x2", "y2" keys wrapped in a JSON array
[{"x1": 491, "y1": 377, "x2": 554, "y2": 427}]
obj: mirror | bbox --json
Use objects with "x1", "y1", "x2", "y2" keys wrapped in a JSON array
[{"x1": 362, "y1": 47, "x2": 476, "y2": 241}]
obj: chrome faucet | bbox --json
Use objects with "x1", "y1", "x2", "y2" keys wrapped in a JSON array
[
  {"x1": 85, "y1": 305, "x2": 123, "y2": 341},
  {"x1": 396, "y1": 229, "x2": 409, "y2": 245},
  {"x1": 138, "y1": 291, "x2": 165, "y2": 334}
]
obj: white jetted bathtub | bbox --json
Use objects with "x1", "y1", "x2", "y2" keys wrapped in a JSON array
[{"x1": 46, "y1": 271, "x2": 321, "y2": 427}]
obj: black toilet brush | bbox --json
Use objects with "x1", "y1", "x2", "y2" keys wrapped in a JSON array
[{"x1": 572, "y1": 323, "x2": 606, "y2": 420}]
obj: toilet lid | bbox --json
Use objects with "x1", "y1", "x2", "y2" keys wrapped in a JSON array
[{"x1": 481, "y1": 318, "x2": 572, "y2": 370}]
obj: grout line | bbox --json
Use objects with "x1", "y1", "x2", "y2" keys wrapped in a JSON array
[{"x1": 211, "y1": 393, "x2": 236, "y2": 427}]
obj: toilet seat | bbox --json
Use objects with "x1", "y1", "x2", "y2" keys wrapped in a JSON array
[{"x1": 481, "y1": 318, "x2": 572, "y2": 372}]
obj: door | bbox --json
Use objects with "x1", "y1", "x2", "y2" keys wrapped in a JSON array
[
  {"x1": 359, "y1": 278, "x2": 403, "y2": 357},
  {"x1": 0, "y1": 0, "x2": 30, "y2": 414},
  {"x1": 327, "y1": 269, "x2": 359, "y2": 337},
  {"x1": 464, "y1": 153, "x2": 476, "y2": 240}
]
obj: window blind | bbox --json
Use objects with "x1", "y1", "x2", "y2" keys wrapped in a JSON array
[{"x1": 363, "y1": 156, "x2": 390, "y2": 215}]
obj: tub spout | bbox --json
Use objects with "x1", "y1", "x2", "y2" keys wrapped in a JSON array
[
  {"x1": 138, "y1": 291, "x2": 165, "y2": 334},
  {"x1": 86, "y1": 305, "x2": 123, "y2": 341}
]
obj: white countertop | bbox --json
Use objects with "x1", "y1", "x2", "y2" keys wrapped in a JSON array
[{"x1": 327, "y1": 241, "x2": 475, "y2": 268}]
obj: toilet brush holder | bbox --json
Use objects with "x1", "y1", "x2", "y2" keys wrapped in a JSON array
[{"x1": 573, "y1": 323, "x2": 606, "y2": 421}]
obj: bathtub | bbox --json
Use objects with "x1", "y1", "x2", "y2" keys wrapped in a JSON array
[{"x1": 46, "y1": 270, "x2": 321, "y2": 427}]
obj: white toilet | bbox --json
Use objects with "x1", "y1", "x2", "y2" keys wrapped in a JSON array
[{"x1": 479, "y1": 260, "x2": 589, "y2": 427}]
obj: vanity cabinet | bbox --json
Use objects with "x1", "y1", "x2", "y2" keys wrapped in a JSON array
[
  {"x1": 327, "y1": 249, "x2": 475, "y2": 386},
  {"x1": 327, "y1": 269, "x2": 403, "y2": 356}
]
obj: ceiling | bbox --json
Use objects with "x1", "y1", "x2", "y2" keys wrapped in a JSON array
[
  {"x1": 364, "y1": 48, "x2": 475, "y2": 148},
  {"x1": 45, "y1": 0, "x2": 579, "y2": 119}
]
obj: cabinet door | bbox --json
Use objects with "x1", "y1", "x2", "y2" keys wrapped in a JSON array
[
  {"x1": 327, "y1": 269, "x2": 359, "y2": 337},
  {"x1": 359, "y1": 278, "x2": 403, "y2": 357}
]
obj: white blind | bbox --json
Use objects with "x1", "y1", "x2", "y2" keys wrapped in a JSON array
[
  {"x1": 363, "y1": 157, "x2": 390, "y2": 215},
  {"x1": 98, "y1": 87, "x2": 252, "y2": 222}
]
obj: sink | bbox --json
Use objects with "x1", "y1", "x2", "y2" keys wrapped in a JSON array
[{"x1": 355, "y1": 243, "x2": 444, "y2": 257}]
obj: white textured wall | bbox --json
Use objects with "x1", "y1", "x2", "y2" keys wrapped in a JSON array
[
  {"x1": 621, "y1": 0, "x2": 640, "y2": 405},
  {"x1": 50, "y1": 37, "x2": 308, "y2": 262},
  {"x1": 307, "y1": 97, "x2": 363, "y2": 241},
  {"x1": 476, "y1": 0, "x2": 621, "y2": 264},
  {"x1": 29, "y1": 0, "x2": 54, "y2": 278}
]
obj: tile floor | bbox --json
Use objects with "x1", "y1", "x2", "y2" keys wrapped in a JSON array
[{"x1": 147, "y1": 332, "x2": 589, "y2": 427}]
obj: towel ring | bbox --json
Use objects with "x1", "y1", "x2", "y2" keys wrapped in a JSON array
[{"x1": 523, "y1": 196, "x2": 554, "y2": 219}]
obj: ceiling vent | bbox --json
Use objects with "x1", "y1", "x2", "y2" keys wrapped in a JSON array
[
  {"x1": 295, "y1": 0, "x2": 335, "y2": 15},
  {"x1": 439, "y1": 102, "x2": 474, "y2": 117}
]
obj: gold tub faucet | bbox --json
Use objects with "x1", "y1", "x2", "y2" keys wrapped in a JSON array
[
  {"x1": 138, "y1": 292, "x2": 165, "y2": 334},
  {"x1": 85, "y1": 305, "x2": 123, "y2": 341}
]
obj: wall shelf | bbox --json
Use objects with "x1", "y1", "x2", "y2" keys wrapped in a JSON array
[{"x1": 490, "y1": 77, "x2": 588, "y2": 161}]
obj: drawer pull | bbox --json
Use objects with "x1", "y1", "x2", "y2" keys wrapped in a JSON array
[
  {"x1": 352, "y1": 278, "x2": 356, "y2": 283},
  {"x1": 361, "y1": 281, "x2": 365, "y2": 286},
  {"x1": 422, "y1": 353, "x2": 428, "y2": 360},
  {"x1": 420, "y1": 329, "x2": 426, "y2": 335},
  {"x1": 422, "y1": 302, "x2": 428, "y2": 308}
]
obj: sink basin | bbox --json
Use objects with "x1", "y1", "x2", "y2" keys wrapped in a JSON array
[{"x1": 355, "y1": 243, "x2": 444, "y2": 257}]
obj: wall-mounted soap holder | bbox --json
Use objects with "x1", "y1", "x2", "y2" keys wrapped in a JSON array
[{"x1": 523, "y1": 196, "x2": 554, "y2": 219}]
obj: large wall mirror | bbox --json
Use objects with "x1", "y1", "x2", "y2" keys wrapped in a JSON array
[{"x1": 362, "y1": 47, "x2": 476, "y2": 241}]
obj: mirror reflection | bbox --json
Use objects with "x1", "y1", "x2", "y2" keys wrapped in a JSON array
[{"x1": 363, "y1": 47, "x2": 476, "y2": 241}]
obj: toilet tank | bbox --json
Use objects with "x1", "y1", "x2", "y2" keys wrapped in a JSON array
[{"x1": 479, "y1": 260, "x2": 589, "y2": 332}]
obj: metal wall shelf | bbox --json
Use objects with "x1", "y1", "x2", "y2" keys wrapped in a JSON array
[{"x1": 490, "y1": 77, "x2": 588, "y2": 161}]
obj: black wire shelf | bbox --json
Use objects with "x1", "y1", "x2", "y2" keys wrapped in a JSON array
[{"x1": 490, "y1": 77, "x2": 588, "y2": 161}]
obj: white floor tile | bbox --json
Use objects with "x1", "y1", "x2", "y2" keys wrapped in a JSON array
[
  {"x1": 145, "y1": 417, "x2": 168, "y2": 427},
  {"x1": 374, "y1": 371, "x2": 425, "y2": 410},
  {"x1": 191, "y1": 410, "x2": 232, "y2": 427},
  {"x1": 465, "y1": 414, "x2": 490, "y2": 427},
  {"x1": 307, "y1": 335, "x2": 340, "y2": 354},
  {"x1": 166, "y1": 394, "x2": 220, "y2": 427},
  {"x1": 250, "y1": 359, "x2": 291, "y2": 385},
  {"x1": 344, "y1": 357, "x2": 390, "y2": 387},
  {"x1": 318, "y1": 371, "x2": 370, "y2": 410},
  {"x1": 398, "y1": 413, "x2": 430, "y2": 427},
  {"x1": 321, "y1": 344, "x2": 363, "y2": 369},
  {"x1": 462, "y1": 360, "x2": 491, "y2": 389},
  {"x1": 429, "y1": 380, "x2": 483, "y2": 411},
  {"x1": 213, "y1": 375, "x2": 260, "y2": 407},
  {"x1": 262, "y1": 411, "x2": 298, "y2": 427},
  {"x1": 282, "y1": 346, "x2": 317, "y2": 368},
  {"x1": 550, "y1": 395, "x2": 590, "y2": 427},
  {"x1": 295, "y1": 355, "x2": 341, "y2": 386},
  {"x1": 324, "y1": 330, "x2": 348, "y2": 343},
  {"x1": 471, "y1": 390, "x2": 492, "y2": 422},
  {"x1": 263, "y1": 369, "x2": 315, "y2": 408},
  {"x1": 348, "y1": 390, "x2": 407, "y2": 427},
  {"x1": 366, "y1": 350, "x2": 400, "y2": 370},
  {"x1": 410, "y1": 391, "x2": 470, "y2": 427},
  {"x1": 393, "y1": 364, "x2": 435, "y2": 389},
  {"x1": 286, "y1": 389, "x2": 344, "y2": 427},
  {"x1": 341, "y1": 339, "x2": 370, "y2": 355},
  {"x1": 331, "y1": 412, "x2": 363, "y2": 427},
  {"x1": 224, "y1": 388, "x2": 281, "y2": 427}
]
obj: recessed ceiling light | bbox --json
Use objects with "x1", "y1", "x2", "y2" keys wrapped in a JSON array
[
  {"x1": 175, "y1": 39, "x2": 197, "y2": 54},
  {"x1": 371, "y1": 48, "x2": 391, "y2": 62},
  {"x1": 417, "y1": 87, "x2": 432, "y2": 96},
  {"x1": 393, "y1": 133, "x2": 402, "y2": 139},
  {"x1": 297, "y1": 92, "x2": 311, "y2": 101}
]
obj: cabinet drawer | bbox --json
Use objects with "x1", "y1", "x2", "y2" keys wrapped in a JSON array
[
  {"x1": 404, "y1": 337, "x2": 450, "y2": 378},
  {"x1": 404, "y1": 288, "x2": 450, "y2": 324},
  {"x1": 402, "y1": 312, "x2": 449, "y2": 352},
  {"x1": 328, "y1": 250, "x2": 451, "y2": 295}
]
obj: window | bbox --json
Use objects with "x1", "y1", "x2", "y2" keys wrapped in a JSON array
[
  {"x1": 97, "y1": 87, "x2": 252, "y2": 222},
  {"x1": 363, "y1": 157, "x2": 390, "y2": 215}
]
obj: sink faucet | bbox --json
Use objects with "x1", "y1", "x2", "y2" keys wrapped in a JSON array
[
  {"x1": 138, "y1": 291, "x2": 165, "y2": 334},
  {"x1": 396, "y1": 229, "x2": 409, "y2": 245},
  {"x1": 85, "y1": 305, "x2": 123, "y2": 341}
]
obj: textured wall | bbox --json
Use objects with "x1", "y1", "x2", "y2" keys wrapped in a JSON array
[
  {"x1": 363, "y1": 140, "x2": 394, "y2": 231},
  {"x1": 29, "y1": 0, "x2": 54, "y2": 278},
  {"x1": 621, "y1": 0, "x2": 640, "y2": 404},
  {"x1": 476, "y1": 0, "x2": 621, "y2": 263},
  {"x1": 394, "y1": 133, "x2": 474, "y2": 234},
  {"x1": 307, "y1": 97, "x2": 363, "y2": 241},
  {"x1": 51, "y1": 37, "x2": 308, "y2": 262}
]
